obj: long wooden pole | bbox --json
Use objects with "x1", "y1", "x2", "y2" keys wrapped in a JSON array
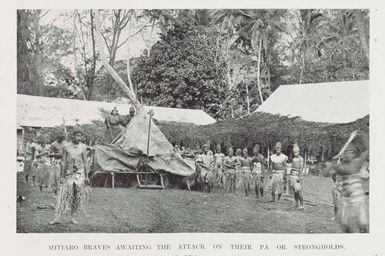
[
  {"x1": 145, "y1": 110, "x2": 154, "y2": 187},
  {"x1": 94, "y1": 10, "x2": 139, "y2": 109}
]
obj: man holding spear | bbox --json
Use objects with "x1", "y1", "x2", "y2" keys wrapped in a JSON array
[{"x1": 324, "y1": 130, "x2": 369, "y2": 233}]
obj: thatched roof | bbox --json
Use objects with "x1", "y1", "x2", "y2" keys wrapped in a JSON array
[
  {"x1": 17, "y1": 94, "x2": 216, "y2": 127},
  {"x1": 254, "y1": 80, "x2": 369, "y2": 123}
]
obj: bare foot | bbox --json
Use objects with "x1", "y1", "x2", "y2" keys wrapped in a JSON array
[{"x1": 71, "y1": 218, "x2": 79, "y2": 224}]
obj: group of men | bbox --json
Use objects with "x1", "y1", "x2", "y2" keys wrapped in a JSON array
[
  {"x1": 20, "y1": 104, "x2": 368, "y2": 233},
  {"x1": 193, "y1": 131, "x2": 369, "y2": 233},
  {"x1": 23, "y1": 128, "x2": 90, "y2": 225},
  {"x1": 194, "y1": 141, "x2": 305, "y2": 209}
]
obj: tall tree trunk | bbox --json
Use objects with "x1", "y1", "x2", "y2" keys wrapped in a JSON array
[
  {"x1": 246, "y1": 83, "x2": 250, "y2": 114},
  {"x1": 87, "y1": 10, "x2": 97, "y2": 100},
  {"x1": 95, "y1": 10, "x2": 139, "y2": 108},
  {"x1": 126, "y1": 14, "x2": 135, "y2": 94},
  {"x1": 147, "y1": 18, "x2": 156, "y2": 57},
  {"x1": 73, "y1": 11, "x2": 86, "y2": 100},
  {"x1": 33, "y1": 10, "x2": 43, "y2": 96},
  {"x1": 354, "y1": 10, "x2": 369, "y2": 65},
  {"x1": 256, "y1": 36, "x2": 264, "y2": 104}
]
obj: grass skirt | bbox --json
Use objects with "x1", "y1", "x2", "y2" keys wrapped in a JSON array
[
  {"x1": 239, "y1": 168, "x2": 251, "y2": 195},
  {"x1": 268, "y1": 171, "x2": 284, "y2": 195},
  {"x1": 36, "y1": 163, "x2": 51, "y2": 187},
  {"x1": 55, "y1": 170, "x2": 91, "y2": 217},
  {"x1": 50, "y1": 162, "x2": 61, "y2": 191},
  {"x1": 30, "y1": 160, "x2": 38, "y2": 177},
  {"x1": 223, "y1": 169, "x2": 236, "y2": 192},
  {"x1": 336, "y1": 175, "x2": 368, "y2": 233},
  {"x1": 23, "y1": 159, "x2": 32, "y2": 176},
  {"x1": 288, "y1": 175, "x2": 302, "y2": 194},
  {"x1": 214, "y1": 165, "x2": 224, "y2": 187},
  {"x1": 251, "y1": 172, "x2": 264, "y2": 189}
]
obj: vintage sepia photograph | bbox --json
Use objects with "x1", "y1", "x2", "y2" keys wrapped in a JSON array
[{"x1": 16, "y1": 9, "x2": 369, "y2": 234}]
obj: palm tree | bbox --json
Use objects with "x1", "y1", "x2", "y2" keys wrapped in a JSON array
[
  {"x1": 295, "y1": 9, "x2": 324, "y2": 84},
  {"x1": 212, "y1": 9, "x2": 285, "y2": 105}
]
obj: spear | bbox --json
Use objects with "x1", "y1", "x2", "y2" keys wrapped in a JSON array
[
  {"x1": 62, "y1": 118, "x2": 68, "y2": 140},
  {"x1": 333, "y1": 130, "x2": 358, "y2": 160},
  {"x1": 145, "y1": 109, "x2": 155, "y2": 186}
]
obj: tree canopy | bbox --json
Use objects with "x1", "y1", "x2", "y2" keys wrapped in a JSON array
[
  {"x1": 17, "y1": 9, "x2": 369, "y2": 119},
  {"x1": 132, "y1": 20, "x2": 228, "y2": 118}
]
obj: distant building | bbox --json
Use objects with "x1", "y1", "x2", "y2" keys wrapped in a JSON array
[
  {"x1": 17, "y1": 94, "x2": 216, "y2": 152},
  {"x1": 254, "y1": 80, "x2": 369, "y2": 124},
  {"x1": 17, "y1": 94, "x2": 216, "y2": 128}
]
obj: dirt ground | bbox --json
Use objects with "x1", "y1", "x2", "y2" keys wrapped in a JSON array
[{"x1": 17, "y1": 173, "x2": 347, "y2": 233}]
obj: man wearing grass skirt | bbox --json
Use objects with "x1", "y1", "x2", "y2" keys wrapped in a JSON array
[
  {"x1": 213, "y1": 144, "x2": 225, "y2": 187},
  {"x1": 35, "y1": 134, "x2": 52, "y2": 192},
  {"x1": 251, "y1": 144, "x2": 267, "y2": 198},
  {"x1": 239, "y1": 148, "x2": 252, "y2": 196},
  {"x1": 289, "y1": 143, "x2": 304, "y2": 209},
  {"x1": 50, "y1": 130, "x2": 68, "y2": 195},
  {"x1": 50, "y1": 128, "x2": 90, "y2": 225},
  {"x1": 23, "y1": 138, "x2": 37, "y2": 185},
  {"x1": 324, "y1": 131, "x2": 369, "y2": 233},
  {"x1": 223, "y1": 147, "x2": 237, "y2": 193},
  {"x1": 269, "y1": 142, "x2": 288, "y2": 202},
  {"x1": 196, "y1": 144, "x2": 214, "y2": 192}
]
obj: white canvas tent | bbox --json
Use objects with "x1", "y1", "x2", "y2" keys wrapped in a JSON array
[
  {"x1": 254, "y1": 80, "x2": 369, "y2": 123},
  {"x1": 17, "y1": 94, "x2": 216, "y2": 128}
]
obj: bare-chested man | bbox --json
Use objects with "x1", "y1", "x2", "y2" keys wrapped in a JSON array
[
  {"x1": 240, "y1": 148, "x2": 252, "y2": 196},
  {"x1": 50, "y1": 130, "x2": 68, "y2": 194},
  {"x1": 35, "y1": 134, "x2": 51, "y2": 192},
  {"x1": 289, "y1": 143, "x2": 304, "y2": 209},
  {"x1": 251, "y1": 144, "x2": 266, "y2": 198},
  {"x1": 50, "y1": 128, "x2": 90, "y2": 225},
  {"x1": 269, "y1": 142, "x2": 288, "y2": 201},
  {"x1": 23, "y1": 138, "x2": 37, "y2": 184},
  {"x1": 213, "y1": 144, "x2": 225, "y2": 187},
  {"x1": 196, "y1": 144, "x2": 214, "y2": 192},
  {"x1": 223, "y1": 147, "x2": 236, "y2": 193}
]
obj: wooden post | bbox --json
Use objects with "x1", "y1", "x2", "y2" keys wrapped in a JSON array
[
  {"x1": 145, "y1": 110, "x2": 154, "y2": 187},
  {"x1": 304, "y1": 151, "x2": 307, "y2": 175},
  {"x1": 136, "y1": 174, "x2": 141, "y2": 187},
  {"x1": 160, "y1": 174, "x2": 165, "y2": 189},
  {"x1": 111, "y1": 172, "x2": 115, "y2": 189},
  {"x1": 104, "y1": 175, "x2": 108, "y2": 188}
]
